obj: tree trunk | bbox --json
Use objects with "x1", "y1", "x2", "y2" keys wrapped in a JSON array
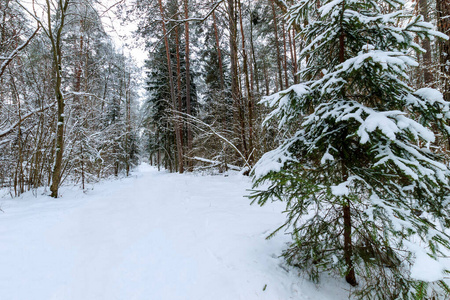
[
  {"x1": 49, "y1": 0, "x2": 70, "y2": 198},
  {"x1": 270, "y1": 0, "x2": 283, "y2": 90},
  {"x1": 238, "y1": 0, "x2": 253, "y2": 164},
  {"x1": 81, "y1": 144, "x2": 85, "y2": 190},
  {"x1": 227, "y1": 0, "x2": 248, "y2": 160},
  {"x1": 437, "y1": 0, "x2": 450, "y2": 101},
  {"x1": 184, "y1": 0, "x2": 193, "y2": 171},
  {"x1": 282, "y1": 19, "x2": 289, "y2": 88},
  {"x1": 249, "y1": 12, "x2": 260, "y2": 95},
  {"x1": 212, "y1": 11, "x2": 225, "y2": 90},
  {"x1": 339, "y1": 4, "x2": 356, "y2": 284},
  {"x1": 419, "y1": 0, "x2": 433, "y2": 86},
  {"x1": 158, "y1": 0, "x2": 184, "y2": 174},
  {"x1": 343, "y1": 199, "x2": 357, "y2": 286},
  {"x1": 289, "y1": 27, "x2": 298, "y2": 84},
  {"x1": 125, "y1": 69, "x2": 131, "y2": 176},
  {"x1": 174, "y1": 23, "x2": 184, "y2": 174},
  {"x1": 263, "y1": 60, "x2": 270, "y2": 95}
]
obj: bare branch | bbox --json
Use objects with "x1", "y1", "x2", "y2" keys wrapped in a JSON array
[
  {"x1": 0, "y1": 24, "x2": 40, "y2": 78},
  {"x1": 0, "y1": 102, "x2": 56, "y2": 139},
  {"x1": 163, "y1": 0, "x2": 224, "y2": 23},
  {"x1": 151, "y1": 0, "x2": 224, "y2": 50},
  {"x1": 175, "y1": 111, "x2": 252, "y2": 169}
]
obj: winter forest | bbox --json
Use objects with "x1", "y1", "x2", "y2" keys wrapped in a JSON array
[{"x1": 1, "y1": 0, "x2": 450, "y2": 299}]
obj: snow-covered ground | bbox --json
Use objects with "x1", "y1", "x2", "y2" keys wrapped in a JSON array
[{"x1": 0, "y1": 164, "x2": 350, "y2": 300}]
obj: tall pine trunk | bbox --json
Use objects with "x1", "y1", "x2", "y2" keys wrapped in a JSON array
[
  {"x1": 227, "y1": 0, "x2": 248, "y2": 160},
  {"x1": 184, "y1": 0, "x2": 193, "y2": 170},
  {"x1": 212, "y1": 11, "x2": 225, "y2": 90},
  {"x1": 282, "y1": 19, "x2": 288, "y2": 88},
  {"x1": 437, "y1": 0, "x2": 450, "y2": 101},
  {"x1": 174, "y1": 23, "x2": 184, "y2": 174},
  {"x1": 238, "y1": 0, "x2": 253, "y2": 164},
  {"x1": 419, "y1": 0, "x2": 432, "y2": 86},
  {"x1": 158, "y1": 0, "x2": 184, "y2": 174},
  {"x1": 270, "y1": 0, "x2": 283, "y2": 90}
]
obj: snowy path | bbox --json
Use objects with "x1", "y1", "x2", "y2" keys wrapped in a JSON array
[{"x1": 0, "y1": 164, "x2": 348, "y2": 300}]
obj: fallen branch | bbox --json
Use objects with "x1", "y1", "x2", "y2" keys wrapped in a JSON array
[
  {"x1": 173, "y1": 111, "x2": 252, "y2": 170},
  {"x1": 189, "y1": 156, "x2": 241, "y2": 171}
]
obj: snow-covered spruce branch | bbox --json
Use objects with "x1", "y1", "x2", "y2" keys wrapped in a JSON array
[
  {"x1": 0, "y1": 24, "x2": 40, "y2": 78},
  {"x1": 0, "y1": 102, "x2": 56, "y2": 139},
  {"x1": 173, "y1": 111, "x2": 252, "y2": 170}
]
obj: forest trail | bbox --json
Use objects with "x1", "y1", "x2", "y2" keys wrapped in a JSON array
[{"x1": 0, "y1": 164, "x2": 347, "y2": 300}]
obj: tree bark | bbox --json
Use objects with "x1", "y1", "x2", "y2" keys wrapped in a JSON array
[
  {"x1": 249, "y1": 11, "x2": 260, "y2": 95},
  {"x1": 270, "y1": 0, "x2": 283, "y2": 90},
  {"x1": 282, "y1": 19, "x2": 288, "y2": 88},
  {"x1": 212, "y1": 11, "x2": 225, "y2": 90},
  {"x1": 290, "y1": 27, "x2": 298, "y2": 84},
  {"x1": 263, "y1": 60, "x2": 270, "y2": 95},
  {"x1": 343, "y1": 198, "x2": 357, "y2": 286},
  {"x1": 339, "y1": 1, "x2": 356, "y2": 285},
  {"x1": 125, "y1": 69, "x2": 131, "y2": 176},
  {"x1": 227, "y1": 0, "x2": 248, "y2": 160},
  {"x1": 437, "y1": 0, "x2": 450, "y2": 101},
  {"x1": 49, "y1": 0, "x2": 70, "y2": 198},
  {"x1": 419, "y1": 0, "x2": 433, "y2": 86},
  {"x1": 184, "y1": 0, "x2": 193, "y2": 170},
  {"x1": 174, "y1": 22, "x2": 184, "y2": 174},
  {"x1": 158, "y1": 0, "x2": 184, "y2": 174},
  {"x1": 238, "y1": 0, "x2": 253, "y2": 164}
]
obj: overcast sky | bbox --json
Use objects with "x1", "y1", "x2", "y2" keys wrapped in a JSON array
[{"x1": 96, "y1": 0, "x2": 147, "y2": 68}]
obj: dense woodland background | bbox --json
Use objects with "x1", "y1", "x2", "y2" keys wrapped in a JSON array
[
  {"x1": 0, "y1": 0, "x2": 448, "y2": 195},
  {"x1": 2, "y1": 0, "x2": 450, "y2": 298}
]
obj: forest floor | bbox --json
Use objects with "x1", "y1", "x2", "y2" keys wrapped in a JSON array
[{"x1": 0, "y1": 164, "x2": 350, "y2": 300}]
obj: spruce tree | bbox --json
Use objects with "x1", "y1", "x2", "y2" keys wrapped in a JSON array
[
  {"x1": 143, "y1": 37, "x2": 197, "y2": 171},
  {"x1": 251, "y1": 0, "x2": 450, "y2": 298}
]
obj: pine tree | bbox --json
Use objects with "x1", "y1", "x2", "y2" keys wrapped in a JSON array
[{"x1": 251, "y1": 0, "x2": 450, "y2": 298}]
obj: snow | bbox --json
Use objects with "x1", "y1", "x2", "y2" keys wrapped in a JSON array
[
  {"x1": 404, "y1": 241, "x2": 446, "y2": 282},
  {"x1": 0, "y1": 164, "x2": 349, "y2": 300},
  {"x1": 318, "y1": 0, "x2": 343, "y2": 17},
  {"x1": 330, "y1": 178, "x2": 353, "y2": 197},
  {"x1": 330, "y1": 182, "x2": 349, "y2": 196},
  {"x1": 320, "y1": 147, "x2": 334, "y2": 164},
  {"x1": 410, "y1": 255, "x2": 445, "y2": 282},
  {"x1": 356, "y1": 111, "x2": 400, "y2": 143},
  {"x1": 252, "y1": 134, "x2": 301, "y2": 179},
  {"x1": 261, "y1": 83, "x2": 310, "y2": 128},
  {"x1": 414, "y1": 88, "x2": 447, "y2": 105}
]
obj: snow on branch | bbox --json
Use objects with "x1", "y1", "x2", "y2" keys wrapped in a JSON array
[
  {"x1": 0, "y1": 102, "x2": 56, "y2": 139},
  {"x1": 0, "y1": 24, "x2": 40, "y2": 78},
  {"x1": 189, "y1": 156, "x2": 242, "y2": 171},
  {"x1": 162, "y1": 0, "x2": 224, "y2": 24},
  {"x1": 175, "y1": 111, "x2": 252, "y2": 169},
  {"x1": 152, "y1": 0, "x2": 224, "y2": 51}
]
